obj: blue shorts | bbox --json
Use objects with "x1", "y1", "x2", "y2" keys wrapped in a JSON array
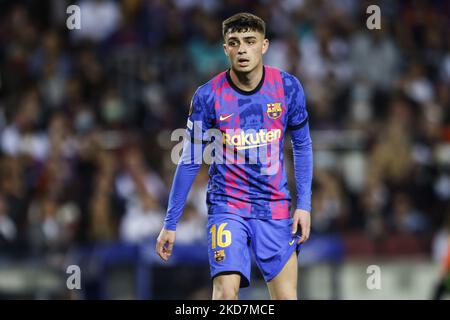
[{"x1": 207, "y1": 214, "x2": 301, "y2": 288}]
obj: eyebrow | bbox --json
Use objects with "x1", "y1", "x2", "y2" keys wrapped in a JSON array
[{"x1": 227, "y1": 36, "x2": 258, "y2": 41}]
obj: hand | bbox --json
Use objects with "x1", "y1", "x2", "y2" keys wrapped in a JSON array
[
  {"x1": 156, "y1": 228, "x2": 176, "y2": 261},
  {"x1": 291, "y1": 209, "x2": 311, "y2": 244}
]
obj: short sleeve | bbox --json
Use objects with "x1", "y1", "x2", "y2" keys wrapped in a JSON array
[{"x1": 282, "y1": 72, "x2": 308, "y2": 130}]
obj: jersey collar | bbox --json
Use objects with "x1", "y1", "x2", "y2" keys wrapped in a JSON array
[{"x1": 226, "y1": 65, "x2": 265, "y2": 96}]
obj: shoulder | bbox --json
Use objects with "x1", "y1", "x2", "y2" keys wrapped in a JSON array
[
  {"x1": 193, "y1": 71, "x2": 227, "y2": 102},
  {"x1": 278, "y1": 69, "x2": 304, "y2": 91},
  {"x1": 189, "y1": 72, "x2": 226, "y2": 117},
  {"x1": 276, "y1": 69, "x2": 305, "y2": 103},
  {"x1": 190, "y1": 83, "x2": 212, "y2": 115},
  {"x1": 262, "y1": 65, "x2": 301, "y2": 85}
]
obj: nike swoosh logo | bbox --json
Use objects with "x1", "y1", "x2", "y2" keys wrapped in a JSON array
[
  {"x1": 235, "y1": 143, "x2": 268, "y2": 150},
  {"x1": 219, "y1": 114, "x2": 234, "y2": 121},
  {"x1": 289, "y1": 239, "x2": 295, "y2": 246}
]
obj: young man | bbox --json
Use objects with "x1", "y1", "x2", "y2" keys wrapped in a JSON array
[{"x1": 156, "y1": 12, "x2": 313, "y2": 300}]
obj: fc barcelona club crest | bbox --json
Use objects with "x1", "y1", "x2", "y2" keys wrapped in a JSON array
[
  {"x1": 266, "y1": 102, "x2": 282, "y2": 119},
  {"x1": 214, "y1": 250, "x2": 225, "y2": 262}
]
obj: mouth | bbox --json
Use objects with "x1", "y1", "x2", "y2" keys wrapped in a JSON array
[{"x1": 237, "y1": 58, "x2": 250, "y2": 66}]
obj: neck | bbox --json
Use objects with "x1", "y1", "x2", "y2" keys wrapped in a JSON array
[{"x1": 229, "y1": 64, "x2": 264, "y2": 92}]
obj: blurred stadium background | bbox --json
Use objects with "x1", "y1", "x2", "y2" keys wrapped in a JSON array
[{"x1": 0, "y1": 0, "x2": 449, "y2": 300}]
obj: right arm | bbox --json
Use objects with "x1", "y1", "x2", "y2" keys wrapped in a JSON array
[
  {"x1": 156, "y1": 147, "x2": 202, "y2": 261},
  {"x1": 156, "y1": 88, "x2": 213, "y2": 261}
]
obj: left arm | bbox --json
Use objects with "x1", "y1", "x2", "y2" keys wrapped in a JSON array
[
  {"x1": 283, "y1": 71, "x2": 313, "y2": 244},
  {"x1": 290, "y1": 121, "x2": 313, "y2": 244}
]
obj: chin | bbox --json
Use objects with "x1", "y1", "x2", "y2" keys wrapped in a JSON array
[{"x1": 233, "y1": 64, "x2": 253, "y2": 73}]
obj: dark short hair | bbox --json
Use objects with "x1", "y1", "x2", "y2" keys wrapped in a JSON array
[{"x1": 222, "y1": 12, "x2": 266, "y2": 39}]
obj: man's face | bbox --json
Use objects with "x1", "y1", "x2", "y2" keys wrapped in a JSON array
[{"x1": 223, "y1": 30, "x2": 269, "y2": 73}]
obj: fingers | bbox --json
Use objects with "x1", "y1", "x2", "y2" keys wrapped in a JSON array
[
  {"x1": 298, "y1": 220, "x2": 310, "y2": 244},
  {"x1": 156, "y1": 233, "x2": 174, "y2": 261},
  {"x1": 156, "y1": 237, "x2": 166, "y2": 261},
  {"x1": 298, "y1": 231, "x2": 306, "y2": 244},
  {"x1": 164, "y1": 241, "x2": 174, "y2": 259},
  {"x1": 304, "y1": 221, "x2": 311, "y2": 241},
  {"x1": 291, "y1": 215, "x2": 299, "y2": 235}
]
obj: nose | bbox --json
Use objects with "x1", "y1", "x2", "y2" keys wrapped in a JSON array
[{"x1": 238, "y1": 43, "x2": 247, "y2": 54}]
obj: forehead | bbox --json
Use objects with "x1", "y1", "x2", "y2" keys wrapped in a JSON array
[{"x1": 225, "y1": 30, "x2": 263, "y2": 41}]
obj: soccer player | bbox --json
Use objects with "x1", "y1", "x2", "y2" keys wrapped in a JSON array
[{"x1": 156, "y1": 12, "x2": 313, "y2": 300}]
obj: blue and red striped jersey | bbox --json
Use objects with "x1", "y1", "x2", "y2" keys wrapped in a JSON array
[{"x1": 183, "y1": 65, "x2": 309, "y2": 220}]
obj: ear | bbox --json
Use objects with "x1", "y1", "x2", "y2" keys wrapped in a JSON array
[
  {"x1": 223, "y1": 43, "x2": 229, "y2": 56},
  {"x1": 262, "y1": 38, "x2": 269, "y2": 55}
]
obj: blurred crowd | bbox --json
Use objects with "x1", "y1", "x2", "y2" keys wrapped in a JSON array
[{"x1": 0, "y1": 0, "x2": 449, "y2": 269}]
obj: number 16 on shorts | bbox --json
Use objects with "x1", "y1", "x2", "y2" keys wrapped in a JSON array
[{"x1": 209, "y1": 223, "x2": 232, "y2": 262}]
